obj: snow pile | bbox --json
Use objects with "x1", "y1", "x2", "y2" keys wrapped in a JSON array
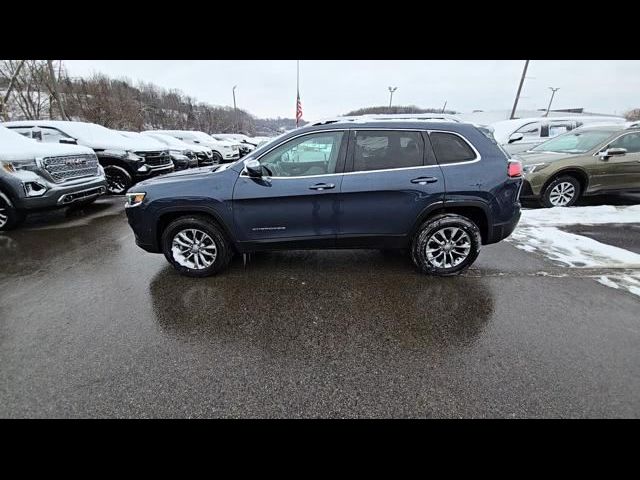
[
  {"x1": 519, "y1": 205, "x2": 640, "y2": 228},
  {"x1": 510, "y1": 226, "x2": 640, "y2": 268},
  {"x1": 509, "y1": 205, "x2": 640, "y2": 297}
]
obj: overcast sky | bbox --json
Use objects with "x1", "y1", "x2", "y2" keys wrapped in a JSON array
[{"x1": 64, "y1": 60, "x2": 640, "y2": 119}]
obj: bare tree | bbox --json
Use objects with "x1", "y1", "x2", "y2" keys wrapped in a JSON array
[
  {"x1": 624, "y1": 108, "x2": 640, "y2": 122},
  {"x1": 45, "y1": 60, "x2": 69, "y2": 120},
  {"x1": 0, "y1": 59, "x2": 25, "y2": 120}
]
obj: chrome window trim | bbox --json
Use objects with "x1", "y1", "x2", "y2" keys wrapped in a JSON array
[
  {"x1": 244, "y1": 127, "x2": 481, "y2": 179},
  {"x1": 592, "y1": 131, "x2": 640, "y2": 156}
]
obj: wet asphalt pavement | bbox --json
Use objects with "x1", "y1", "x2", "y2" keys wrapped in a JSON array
[{"x1": 1, "y1": 197, "x2": 639, "y2": 418}]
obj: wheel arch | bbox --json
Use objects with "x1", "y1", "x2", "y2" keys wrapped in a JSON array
[
  {"x1": 155, "y1": 206, "x2": 236, "y2": 253},
  {"x1": 410, "y1": 200, "x2": 492, "y2": 244},
  {"x1": 541, "y1": 167, "x2": 589, "y2": 197}
]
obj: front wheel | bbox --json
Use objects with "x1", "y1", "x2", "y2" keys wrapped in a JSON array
[
  {"x1": 541, "y1": 175, "x2": 581, "y2": 208},
  {"x1": 411, "y1": 214, "x2": 481, "y2": 276},
  {"x1": 161, "y1": 216, "x2": 233, "y2": 277},
  {"x1": 211, "y1": 152, "x2": 223, "y2": 165},
  {"x1": 103, "y1": 165, "x2": 133, "y2": 195},
  {"x1": 0, "y1": 195, "x2": 25, "y2": 231}
]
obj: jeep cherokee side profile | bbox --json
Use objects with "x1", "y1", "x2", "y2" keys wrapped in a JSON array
[{"x1": 125, "y1": 120, "x2": 523, "y2": 277}]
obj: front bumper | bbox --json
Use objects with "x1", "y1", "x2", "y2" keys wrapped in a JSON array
[
  {"x1": 135, "y1": 163, "x2": 174, "y2": 179},
  {"x1": 12, "y1": 174, "x2": 108, "y2": 211}
]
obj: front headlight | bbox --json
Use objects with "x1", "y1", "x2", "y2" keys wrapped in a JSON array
[
  {"x1": 2, "y1": 161, "x2": 17, "y2": 173},
  {"x1": 126, "y1": 151, "x2": 144, "y2": 162},
  {"x1": 125, "y1": 192, "x2": 146, "y2": 208},
  {"x1": 523, "y1": 163, "x2": 549, "y2": 175}
]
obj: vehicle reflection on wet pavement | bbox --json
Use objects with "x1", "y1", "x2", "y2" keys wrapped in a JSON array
[{"x1": 1, "y1": 197, "x2": 639, "y2": 418}]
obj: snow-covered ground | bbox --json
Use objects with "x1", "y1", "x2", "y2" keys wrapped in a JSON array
[{"x1": 508, "y1": 205, "x2": 640, "y2": 297}]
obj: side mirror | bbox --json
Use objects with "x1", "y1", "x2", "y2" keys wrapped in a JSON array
[
  {"x1": 59, "y1": 138, "x2": 77, "y2": 145},
  {"x1": 599, "y1": 147, "x2": 627, "y2": 159},
  {"x1": 244, "y1": 159, "x2": 262, "y2": 177},
  {"x1": 508, "y1": 133, "x2": 524, "y2": 144}
]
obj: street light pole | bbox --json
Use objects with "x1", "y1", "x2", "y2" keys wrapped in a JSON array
[
  {"x1": 232, "y1": 85, "x2": 238, "y2": 133},
  {"x1": 510, "y1": 60, "x2": 530, "y2": 120},
  {"x1": 388, "y1": 86, "x2": 397, "y2": 109},
  {"x1": 545, "y1": 87, "x2": 560, "y2": 117}
]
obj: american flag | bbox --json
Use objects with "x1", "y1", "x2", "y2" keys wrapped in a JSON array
[{"x1": 296, "y1": 91, "x2": 303, "y2": 127}]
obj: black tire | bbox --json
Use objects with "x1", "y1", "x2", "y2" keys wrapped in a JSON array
[
  {"x1": 0, "y1": 194, "x2": 25, "y2": 231},
  {"x1": 161, "y1": 215, "x2": 233, "y2": 277},
  {"x1": 211, "y1": 152, "x2": 223, "y2": 164},
  {"x1": 541, "y1": 175, "x2": 581, "y2": 208},
  {"x1": 411, "y1": 214, "x2": 481, "y2": 276},
  {"x1": 103, "y1": 165, "x2": 133, "y2": 195}
]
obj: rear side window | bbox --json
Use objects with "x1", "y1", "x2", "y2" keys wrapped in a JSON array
[
  {"x1": 352, "y1": 131, "x2": 423, "y2": 172},
  {"x1": 429, "y1": 132, "x2": 477, "y2": 165}
]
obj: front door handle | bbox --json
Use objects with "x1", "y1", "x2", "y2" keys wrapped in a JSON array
[
  {"x1": 411, "y1": 176, "x2": 439, "y2": 185},
  {"x1": 309, "y1": 183, "x2": 335, "y2": 191}
]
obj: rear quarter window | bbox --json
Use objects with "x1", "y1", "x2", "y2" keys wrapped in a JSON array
[{"x1": 429, "y1": 132, "x2": 477, "y2": 165}]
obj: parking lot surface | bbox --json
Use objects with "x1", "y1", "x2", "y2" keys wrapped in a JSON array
[{"x1": 1, "y1": 197, "x2": 639, "y2": 418}]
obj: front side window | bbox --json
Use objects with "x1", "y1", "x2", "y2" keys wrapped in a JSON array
[
  {"x1": 37, "y1": 127, "x2": 72, "y2": 143},
  {"x1": 352, "y1": 131, "x2": 423, "y2": 172},
  {"x1": 258, "y1": 131, "x2": 344, "y2": 177},
  {"x1": 515, "y1": 122, "x2": 542, "y2": 138},
  {"x1": 608, "y1": 132, "x2": 640, "y2": 154},
  {"x1": 429, "y1": 132, "x2": 477, "y2": 165},
  {"x1": 530, "y1": 130, "x2": 615, "y2": 154}
]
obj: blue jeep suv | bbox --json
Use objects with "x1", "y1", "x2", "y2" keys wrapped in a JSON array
[{"x1": 125, "y1": 120, "x2": 523, "y2": 277}]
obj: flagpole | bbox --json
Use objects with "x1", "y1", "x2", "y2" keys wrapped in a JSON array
[{"x1": 296, "y1": 60, "x2": 300, "y2": 128}]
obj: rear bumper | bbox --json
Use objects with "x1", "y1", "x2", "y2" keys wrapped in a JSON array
[{"x1": 487, "y1": 208, "x2": 521, "y2": 244}]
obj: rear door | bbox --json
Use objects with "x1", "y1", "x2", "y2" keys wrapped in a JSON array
[{"x1": 337, "y1": 129, "x2": 445, "y2": 246}]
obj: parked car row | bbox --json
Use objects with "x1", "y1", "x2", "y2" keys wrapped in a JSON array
[{"x1": 0, "y1": 119, "x2": 270, "y2": 230}]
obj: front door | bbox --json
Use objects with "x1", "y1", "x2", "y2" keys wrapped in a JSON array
[
  {"x1": 232, "y1": 130, "x2": 347, "y2": 249},
  {"x1": 594, "y1": 132, "x2": 640, "y2": 192},
  {"x1": 337, "y1": 129, "x2": 445, "y2": 247}
]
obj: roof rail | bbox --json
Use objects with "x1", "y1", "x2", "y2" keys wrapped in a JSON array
[{"x1": 310, "y1": 113, "x2": 462, "y2": 127}]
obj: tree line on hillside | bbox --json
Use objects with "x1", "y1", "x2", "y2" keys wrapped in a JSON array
[
  {"x1": 0, "y1": 60, "x2": 295, "y2": 135},
  {"x1": 3, "y1": 60, "x2": 640, "y2": 135}
]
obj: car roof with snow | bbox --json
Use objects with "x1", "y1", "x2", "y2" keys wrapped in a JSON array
[
  {"x1": 490, "y1": 116, "x2": 627, "y2": 143},
  {"x1": 2, "y1": 120, "x2": 160, "y2": 151},
  {"x1": 0, "y1": 124, "x2": 95, "y2": 162}
]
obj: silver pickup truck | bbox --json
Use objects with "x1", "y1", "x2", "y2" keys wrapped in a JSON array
[{"x1": 0, "y1": 125, "x2": 107, "y2": 231}]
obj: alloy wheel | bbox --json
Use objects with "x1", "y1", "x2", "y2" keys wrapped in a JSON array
[
  {"x1": 425, "y1": 227, "x2": 472, "y2": 269},
  {"x1": 549, "y1": 181, "x2": 575, "y2": 206},
  {"x1": 171, "y1": 228, "x2": 218, "y2": 270},
  {"x1": 0, "y1": 206, "x2": 8, "y2": 229}
]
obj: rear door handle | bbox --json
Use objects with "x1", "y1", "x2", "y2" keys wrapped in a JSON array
[
  {"x1": 411, "y1": 176, "x2": 439, "y2": 185},
  {"x1": 309, "y1": 183, "x2": 335, "y2": 191}
]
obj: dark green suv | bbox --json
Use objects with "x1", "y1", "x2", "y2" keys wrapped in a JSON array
[{"x1": 517, "y1": 123, "x2": 640, "y2": 207}]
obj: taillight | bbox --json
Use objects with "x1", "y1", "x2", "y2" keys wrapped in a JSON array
[{"x1": 508, "y1": 160, "x2": 522, "y2": 178}]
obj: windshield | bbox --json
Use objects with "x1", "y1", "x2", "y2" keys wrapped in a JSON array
[{"x1": 530, "y1": 130, "x2": 614, "y2": 154}]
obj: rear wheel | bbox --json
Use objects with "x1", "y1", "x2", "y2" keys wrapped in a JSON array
[
  {"x1": 104, "y1": 165, "x2": 133, "y2": 195},
  {"x1": 411, "y1": 214, "x2": 481, "y2": 276},
  {"x1": 161, "y1": 216, "x2": 233, "y2": 277},
  {"x1": 0, "y1": 195, "x2": 25, "y2": 231},
  {"x1": 541, "y1": 175, "x2": 581, "y2": 208}
]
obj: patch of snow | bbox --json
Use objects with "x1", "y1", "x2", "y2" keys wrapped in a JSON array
[
  {"x1": 595, "y1": 274, "x2": 640, "y2": 298},
  {"x1": 510, "y1": 226, "x2": 640, "y2": 268},
  {"x1": 520, "y1": 205, "x2": 640, "y2": 228}
]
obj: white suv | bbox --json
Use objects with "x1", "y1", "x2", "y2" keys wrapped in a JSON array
[{"x1": 145, "y1": 130, "x2": 240, "y2": 163}]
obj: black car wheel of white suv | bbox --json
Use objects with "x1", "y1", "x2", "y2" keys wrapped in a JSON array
[
  {"x1": 161, "y1": 215, "x2": 233, "y2": 277},
  {"x1": 211, "y1": 152, "x2": 223, "y2": 164},
  {"x1": 411, "y1": 214, "x2": 481, "y2": 276}
]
